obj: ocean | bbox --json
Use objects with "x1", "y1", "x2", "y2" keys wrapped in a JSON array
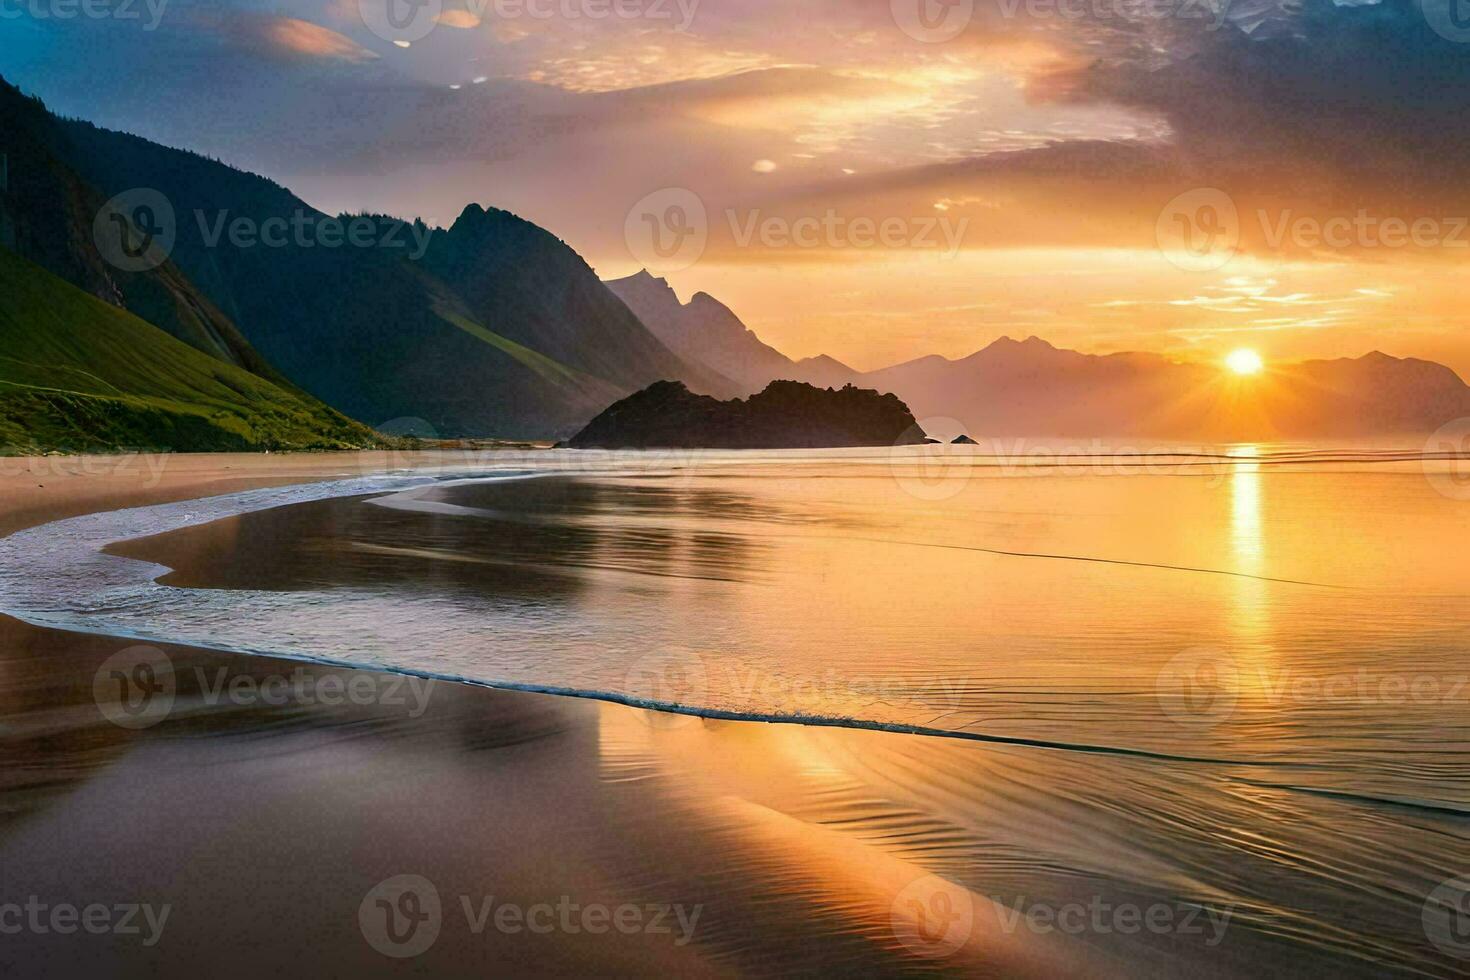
[{"x1": 3, "y1": 444, "x2": 1468, "y2": 975}]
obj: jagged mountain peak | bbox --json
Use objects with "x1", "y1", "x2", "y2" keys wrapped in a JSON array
[
  {"x1": 687, "y1": 290, "x2": 733, "y2": 312},
  {"x1": 982, "y1": 335, "x2": 1059, "y2": 354}
]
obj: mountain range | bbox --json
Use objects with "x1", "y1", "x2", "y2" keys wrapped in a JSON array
[
  {"x1": 3, "y1": 72, "x2": 1469, "y2": 451},
  {"x1": 611, "y1": 272, "x2": 1470, "y2": 442},
  {"x1": 0, "y1": 75, "x2": 731, "y2": 448},
  {"x1": 606, "y1": 270, "x2": 857, "y2": 394},
  {"x1": 858, "y1": 338, "x2": 1470, "y2": 441}
]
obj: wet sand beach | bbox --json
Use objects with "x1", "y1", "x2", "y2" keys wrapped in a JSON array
[
  {"x1": 1, "y1": 451, "x2": 1466, "y2": 977},
  {"x1": 0, "y1": 453, "x2": 1097, "y2": 976}
]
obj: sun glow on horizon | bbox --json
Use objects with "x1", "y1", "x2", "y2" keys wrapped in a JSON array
[{"x1": 1225, "y1": 349, "x2": 1265, "y2": 376}]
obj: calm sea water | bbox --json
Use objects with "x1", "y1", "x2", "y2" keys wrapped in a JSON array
[{"x1": 5, "y1": 445, "x2": 1470, "y2": 974}]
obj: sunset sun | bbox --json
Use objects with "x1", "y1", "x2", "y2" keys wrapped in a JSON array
[{"x1": 1225, "y1": 349, "x2": 1265, "y2": 376}]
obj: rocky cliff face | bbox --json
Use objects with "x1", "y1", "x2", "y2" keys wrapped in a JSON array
[
  {"x1": 606, "y1": 270, "x2": 795, "y2": 393},
  {"x1": 568, "y1": 380, "x2": 929, "y2": 449}
]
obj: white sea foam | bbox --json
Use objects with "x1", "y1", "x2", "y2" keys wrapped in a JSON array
[{"x1": 0, "y1": 468, "x2": 573, "y2": 674}]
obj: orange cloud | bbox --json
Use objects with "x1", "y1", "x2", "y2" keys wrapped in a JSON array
[
  {"x1": 437, "y1": 9, "x2": 483, "y2": 29},
  {"x1": 264, "y1": 18, "x2": 378, "y2": 63}
]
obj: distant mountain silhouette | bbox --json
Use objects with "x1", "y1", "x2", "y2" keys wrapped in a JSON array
[
  {"x1": 610, "y1": 273, "x2": 1470, "y2": 440},
  {"x1": 788, "y1": 354, "x2": 862, "y2": 390},
  {"x1": 607, "y1": 271, "x2": 858, "y2": 394},
  {"x1": 864, "y1": 336, "x2": 1470, "y2": 440},
  {"x1": 567, "y1": 380, "x2": 929, "y2": 449},
  {"x1": 606, "y1": 271, "x2": 793, "y2": 392},
  {"x1": 3, "y1": 76, "x2": 733, "y2": 439}
]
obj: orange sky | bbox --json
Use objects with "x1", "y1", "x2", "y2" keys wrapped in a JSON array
[{"x1": 10, "y1": 0, "x2": 1470, "y2": 377}]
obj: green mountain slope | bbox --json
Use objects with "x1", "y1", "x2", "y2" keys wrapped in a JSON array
[
  {"x1": 52, "y1": 105, "x2": 738, "y2": 438},
  {"x1": 0, "y1": 77, "x2": 284, "y2": 378},
  {"x1": 0, "y1": 248, "x2": 379, "y2": 453}
]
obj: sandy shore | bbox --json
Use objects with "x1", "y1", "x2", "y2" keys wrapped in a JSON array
[
  {"x1": 0, "y1": 453, "x2": 1355, "y2": 977},
  {"x1": 0, "y1": 451, "x2": 448, "y2": 538}
]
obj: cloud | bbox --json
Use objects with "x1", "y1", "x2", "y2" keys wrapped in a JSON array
[
  {"x1": 437, "y1": 9, "x2": 484, "y2": 28},
  {"x1": 246, "y1": 16, "x2": 380, "y2": 63},
  {"x1": 6, "y1": 0, "x2": 1470, "y2": 373}
]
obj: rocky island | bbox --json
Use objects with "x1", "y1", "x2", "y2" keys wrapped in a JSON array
[{"x1": 567, "y1": 380, "x2": 929, "y2": 449}]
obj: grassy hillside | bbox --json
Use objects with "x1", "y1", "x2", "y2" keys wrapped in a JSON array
[
  {"x1": 0, "y1": 77, "x2": 288, "y2": 379},
  {"x1": 0, "y1": 248, "x2": 380, "y2": 453},
  {"x1": 56, "y1": 112, "x2": 736, "y2": 438}
]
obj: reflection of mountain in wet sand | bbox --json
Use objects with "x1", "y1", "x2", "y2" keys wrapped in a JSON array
[
  {"x1": 5, "y1": 451, "x2": 1470, "y2": 975},
  {"x1": 4, "y1": 611, "x2": 1452, "y2": 976}
]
